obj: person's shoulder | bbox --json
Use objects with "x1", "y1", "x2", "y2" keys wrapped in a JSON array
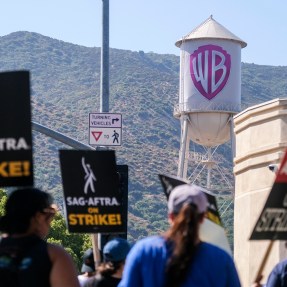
[
  {"x1": 273, "y1": 258, "x2": 287, "y2": 272},
  {"x1": 127, "y1": 236, "x2": 166, "y2": 258},
  {"x1": 47, "y1": 243, "x2": 80, "y2": 287},
  {"x1": 47, "y1": 242, "x2": 73, "y2": 263},
  {"x1": 80, "y1": 275, "x2": 97, "y2": 287},
  {"x1": 47, "y1": 242, "x2": 66, "y2": 253},
  {"x1": 132, "y1": 235, "x2": 165, "y2": 249},
  {"x1": 139, "y1": 235, "x2": 164, "y2": 244},
  {"x1": 94, "y1": 275, "x2": 120, "y2": 287},
  {"x1": 199, "y1": 242, "x2": 232, "y2": 258},
  {"x1": 277, "y1": 258, "x2": 287, "y2": 265}
]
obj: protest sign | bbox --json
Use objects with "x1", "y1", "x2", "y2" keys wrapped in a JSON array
[
  {"x1": 0, "y1": 71, "x2": 33, "y2": 187},
  {"x1": 158, "y1": 174, "x2": 231, "y2": 254},
  {"x1": 59, "y1": 150, "x2": 127, "y2": 233},
  {"x1": 250, "y1": 149, "x2": 287, "y2": 240},
  {"x1": 249, "y1": 149, "x2": 287, "y2": 284}
]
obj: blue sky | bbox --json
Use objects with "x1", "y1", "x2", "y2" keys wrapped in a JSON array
[{"x1": 1, "y1": 0, "x2": 287, "y2": 66}]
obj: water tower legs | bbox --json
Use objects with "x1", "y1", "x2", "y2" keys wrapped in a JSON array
[
  {"x1": 178, "y1": 115, "x2": 190, "y2": 178},
  {"x1": 206, "y1": 147, "x2": 212, "y2": 189},
  {"x1": 230, "y1": 116, "x2": 236, "y2": 159}
]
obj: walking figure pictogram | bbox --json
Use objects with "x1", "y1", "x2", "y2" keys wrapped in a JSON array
[
  {"x1": 82, "y1": 157, "x2": 96, "y2": 194},
  {"x1": 112, "y1": 130, "x2": 119, "y2": 143}
]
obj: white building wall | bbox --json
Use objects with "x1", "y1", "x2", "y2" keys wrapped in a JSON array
[{"x1": 234, "y1": 98, "x2": 287, "y2": 286}]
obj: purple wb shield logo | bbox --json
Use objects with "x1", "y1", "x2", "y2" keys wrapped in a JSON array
[{"x1": 190, "y1": 44, "x2": 231, "y2": 100}]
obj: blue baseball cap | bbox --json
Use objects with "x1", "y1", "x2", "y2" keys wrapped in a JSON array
[{"x1": 103, "y1": 238, "x2": 130, "y2": 262}]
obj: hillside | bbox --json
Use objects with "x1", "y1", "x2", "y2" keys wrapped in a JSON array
[{"x1": 0, "y1": 31, "x2": 285, "y2": 244}]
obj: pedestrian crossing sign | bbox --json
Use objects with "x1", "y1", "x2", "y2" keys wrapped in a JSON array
[{"x1": 89, "y1": 113, "x2": 122, "y2": 146}]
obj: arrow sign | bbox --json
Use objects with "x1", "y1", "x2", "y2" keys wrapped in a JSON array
[
  {"x1": 89, "y1": 113, "x2": 122, "y2": 128},
  {"x1": 112, "y1": 118, "x2": 119, "y2": 124}
]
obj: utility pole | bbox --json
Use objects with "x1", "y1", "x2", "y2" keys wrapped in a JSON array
[
  {"x1": 100, "y1": 0, "x2": 109, "y2": 112},
  {"x1": 92, "y1": 0, "x2": 110, "y2": 267}
]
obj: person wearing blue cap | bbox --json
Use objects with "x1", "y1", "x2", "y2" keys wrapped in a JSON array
[
  {"x1": 119, "y1": 184, "x2": 241, "y2": 287},
  {"x1": 94, "y1": 237, "x2": 130, "y2": 287}
]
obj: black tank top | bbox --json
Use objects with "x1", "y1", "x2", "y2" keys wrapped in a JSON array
[{"x1": 0, "y1": 235, "x2": 52, "y2": 287}]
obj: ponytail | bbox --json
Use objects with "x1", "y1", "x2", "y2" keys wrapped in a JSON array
[{"x1": 164, "y1": 203, "x2": 204, "y2": 287}]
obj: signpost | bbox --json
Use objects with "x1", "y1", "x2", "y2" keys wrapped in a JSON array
[
  {"x1": 89, "y1": 113, "x2": 122, "y2": 146},
  {"x1": 98, "y1": 164, "x2": 128, "y2": 250}
]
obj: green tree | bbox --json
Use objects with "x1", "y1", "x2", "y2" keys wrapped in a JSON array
[
  {"x1": 48, "y1": 213, "x2": 91, "y2": 270},
  {"x1": 0, "y1": 189, "x2": 7, "y2": 217}
]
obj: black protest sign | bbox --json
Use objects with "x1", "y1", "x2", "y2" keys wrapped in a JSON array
[
  {"x1": 0, "y1": 71, "x2": 33, "y2": 187},
  {"x1": 204, "y1": 192, "x2": 222, "y2": 226},
  {"x1": 250, "y1": 150, "x2": 287, "y2": 240},
  {"x1": 158, "y1": 173, "x2": 188, "y2": 199},
  {"x1": 59, "y1": 150, "x2": 127, "y2": 233},
  {"x1": 158, "y1": 174, "x2": 222, "y2": 225},
  {"x1": 114, "y1": 165, "x2": 128, "y2": 235}
]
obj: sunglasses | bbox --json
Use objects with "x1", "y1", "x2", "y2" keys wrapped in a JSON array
[{"x1": 41, "y1": 204, "x2": 58, "y2": 218}]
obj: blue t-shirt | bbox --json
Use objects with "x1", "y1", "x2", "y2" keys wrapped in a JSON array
[
  {"x1": 265, "y1": 259, "x2": 287, "y2": 287},
  {"x1": 119, "y1": 236, "x2": 241, "y2": 287}
]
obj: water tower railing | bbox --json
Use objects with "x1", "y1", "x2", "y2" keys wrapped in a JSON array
[{"x1": 173, "y1": 102, "x2": 241, "y2": 118}]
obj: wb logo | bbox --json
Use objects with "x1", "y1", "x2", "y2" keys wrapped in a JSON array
[{"x1": 190, "y1": 44, "x2": 231, "y2": 100}]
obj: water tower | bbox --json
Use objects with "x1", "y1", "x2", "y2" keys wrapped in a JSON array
[{"x1": 174, "y1": 16, "x2": 247, "y2": 194}]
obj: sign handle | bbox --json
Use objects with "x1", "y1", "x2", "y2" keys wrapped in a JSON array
[
  {"x1": 253, "y1": 240, "x2": 274, "y2": 283},
  {"x1": 91, "y1": 234, "x2": 101, "y2": 267}
]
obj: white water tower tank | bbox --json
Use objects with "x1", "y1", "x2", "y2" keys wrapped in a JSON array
[{"x1": 175, "y1": 16, "x2": 247, "y2": 147}]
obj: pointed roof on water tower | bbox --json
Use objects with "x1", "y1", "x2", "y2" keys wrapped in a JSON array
[{"x1": 175, "y1": 15, "x2": 247, "y2": 48}]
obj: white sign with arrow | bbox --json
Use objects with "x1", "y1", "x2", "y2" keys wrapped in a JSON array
[{"x1": 89, "y1": 113, "x2": 122, "y2": 146}]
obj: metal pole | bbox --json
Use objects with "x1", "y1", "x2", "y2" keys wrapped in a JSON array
[
  {"x1": 91, "y1": 234, "x2": 102, "y2": 268},
  {"x1": 178, "y1": 115, "x2": 189, "y2": 178},
  {"x1": 92, "y1": 0, "x2": 111, "y2": 266},
  {"x1": 100, "y1": 0, "x2": 109, "y2": 113},
  {"x1": 230, "y1": 116, "x2": 236, "y2": 159},
  {"x1": 32, "y1": 122, "x2": 95, "y2": 150},
  {"x1": 207, "y1": 147, "x2": 211, "y2": 189}
]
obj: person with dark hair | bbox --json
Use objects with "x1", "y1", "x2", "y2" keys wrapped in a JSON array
[
  {"x1": 0, "y1": 187, "x2": 80, "y2": 287},
  {"x1": 118, "y1": 184, "x2": 241, "y2": 287},
  {"x1": 78, "y1": 248, "x2": 96, "y2": 287},
  {"x1": 94, "y1": 237, "x2": 130, "y2": 287}
]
